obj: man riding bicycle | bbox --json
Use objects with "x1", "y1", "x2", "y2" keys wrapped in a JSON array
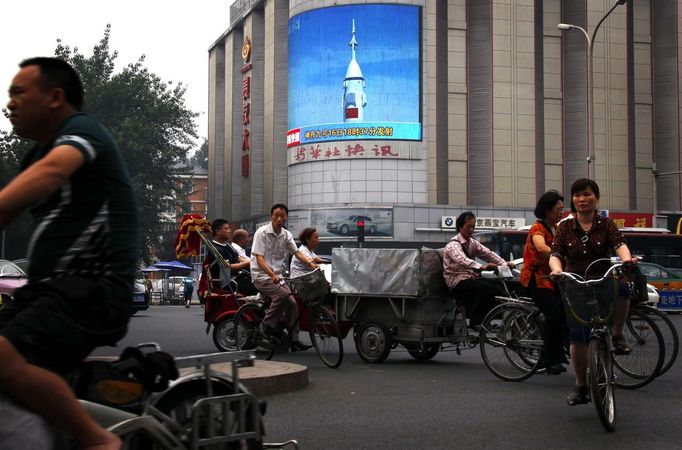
[
  {"x1": 0, "y1": 57, "x2": 138, "y2": 449},
  {"x1": 251, "y1": 204, "x2": 317, "y2": 352}
]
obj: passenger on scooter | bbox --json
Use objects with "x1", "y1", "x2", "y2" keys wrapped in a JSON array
[
  {"x1": 443, "y1": 211, "x2": 516, "y2": 330},
  {"x1": 251, "y1": 204, "x2": 318, "y2": 351},
  {"x1": 0, "y1": 57, "x2": 138, "y2": 449}
]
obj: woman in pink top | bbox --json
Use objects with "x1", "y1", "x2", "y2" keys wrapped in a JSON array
[{"x1": 443, "y1": 211, "x2": 515, "y2": 328}]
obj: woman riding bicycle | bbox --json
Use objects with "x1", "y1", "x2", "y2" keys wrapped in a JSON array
[
  {"x1": 549, "y1": 178, "x2": 638, "y2": 406},
  {"x1": 519, "y1": 190, "x2": 567, "y2": 375}
]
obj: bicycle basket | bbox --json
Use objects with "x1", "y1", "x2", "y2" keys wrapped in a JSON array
[
  {"x1": 290, "y1": 269, "x2": 330, "y2": 303},
  {"x1": 557, "y1": 277, "x2": 619, "y2": 326}
]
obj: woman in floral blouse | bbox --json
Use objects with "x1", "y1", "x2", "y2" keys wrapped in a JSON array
[
  {"x1": 520, "y1": 190, "x2": 566, "y2": 375},
  {"x1": 549, "y1": 179, "x2": 638, "y2": 406}
]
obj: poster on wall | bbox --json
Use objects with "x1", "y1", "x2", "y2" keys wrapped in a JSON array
[
  {"x1": 286, "y1": 208, "x2": 393, "y2": 239},
  {"x1": 287, "y1": 4, "x2": 421, "y2": 148}
]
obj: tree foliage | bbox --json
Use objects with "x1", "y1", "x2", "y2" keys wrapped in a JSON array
[{"x1": 1, "y1": 25, "x2": 199, "y2": 261}]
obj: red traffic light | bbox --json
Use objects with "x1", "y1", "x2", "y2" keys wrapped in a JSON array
[{"x1": 357, "y1": 220, "x2": 365, "y2": 228}]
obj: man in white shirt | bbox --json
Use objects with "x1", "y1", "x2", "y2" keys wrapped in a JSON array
[{"x1": 251, "y1": 204, "x2": 317, "y2": 351}]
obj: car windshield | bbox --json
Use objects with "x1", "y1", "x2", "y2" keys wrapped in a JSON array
[{"x1": 0, "y1": 260, "x2": 27, "y2": 278}]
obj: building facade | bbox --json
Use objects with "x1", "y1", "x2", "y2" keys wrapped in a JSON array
[{"x1": 208, "y1": 0, "x2": 682, "y2": 242}]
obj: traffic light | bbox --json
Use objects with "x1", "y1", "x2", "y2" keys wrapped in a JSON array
[{"x1": 356, "y1": 219, "x2": 365, "y2": 246}]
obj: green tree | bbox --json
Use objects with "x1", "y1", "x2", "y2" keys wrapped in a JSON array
[
  {"x1": 1, "y1": 25, "x2": 198, "y2": 261},
  {"x1": 193, "y1": 139, "x2": 208, "y2": 169}
]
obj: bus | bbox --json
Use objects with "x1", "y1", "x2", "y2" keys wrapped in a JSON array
[{"x1": 474, "y1": 228, "x2": 682, "y2": 269}]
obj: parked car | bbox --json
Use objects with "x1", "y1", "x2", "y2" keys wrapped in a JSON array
[
  {"x1": 0, "y1": 259, "x2": 28, "y2": 307},
  {"x1": 131, "y1": 279, "x2": 151, "y2": 313}
]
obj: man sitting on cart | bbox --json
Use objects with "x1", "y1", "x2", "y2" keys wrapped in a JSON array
[
  {"x1": 251, "y1": 204, "x2": 318, "y2": 351},
  {"x1": 443, "y1": 211, "x2": 516, "y2": 330},
  {"x1": 208, "y1": 219, "x2": 257, "y2": 295}
]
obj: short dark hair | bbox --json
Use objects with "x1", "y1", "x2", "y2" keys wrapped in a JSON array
[
  {"x1": 271, "y1": 203, "x2": 289, "y2": 215},
  {"x1": 570, "y1": 178, "x2": 600, "y2": 199},
  {"x1": 299, "y1": 227, "x2": 317, "y2": 246},
  {"x1": 211, "y1": 218, "x2": 229, "y2": 234},
  {"x1": 20, "y1": 57, "x2": 84, "y2": 110},
  {"x1": 456, "y1": 211, "x2": 476, "y2": 231},
  {"x1": 534, "y1": 190, "x2": 564, "y2": 219}
]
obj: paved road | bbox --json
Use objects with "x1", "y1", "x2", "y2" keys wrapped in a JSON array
[{"x1": 95, "y1": 306, "x2": 682, "y2": 449}]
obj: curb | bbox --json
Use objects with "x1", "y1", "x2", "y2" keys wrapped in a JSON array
[
  {"x1": 88, "y1": 357, "x2": 309, "y2": 397},
  {"x1": 211, "y1": 360, "x2": 309, "y2": 397}
]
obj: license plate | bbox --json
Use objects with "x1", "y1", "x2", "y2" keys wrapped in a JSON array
[{"x1": 133, "y1": 293, "x2": 146, "y2": 303}]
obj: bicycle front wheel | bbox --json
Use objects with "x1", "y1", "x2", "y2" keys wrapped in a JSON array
[
  {"x1": 309, "y1": 306, "x2": 344, "y2": 369},
  {"x1": 635, "y1": 304, "x2": 678, "y2": 376},
  {"x1": 588, "y1": 336, "x2": 616, "y2": 432},
  {"x1": 479, "y1": 303, "x2": 543, "y2": 382},
  {"x1": 613, "y1": 307, "x2": 664, "y2": 389}
]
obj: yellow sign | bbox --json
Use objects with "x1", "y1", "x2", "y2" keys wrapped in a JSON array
[{"x1": 241, "y1": 37, "x2": 252, "y2": 63}]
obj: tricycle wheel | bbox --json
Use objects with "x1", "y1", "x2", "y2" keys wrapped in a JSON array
[
  {"x1": 405, "y1": 343, "x2": 440, "y2": 361},
  {"x1": 212, "y1": 316, "x2": 237, "y2": 352},
  {"x1": 354, "y1": 322, "x2": 392, "y2": 363}
]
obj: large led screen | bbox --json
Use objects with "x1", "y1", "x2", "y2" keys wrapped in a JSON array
[{"x1": 287, "y1": 4, "x2": 421, "y2": 147}]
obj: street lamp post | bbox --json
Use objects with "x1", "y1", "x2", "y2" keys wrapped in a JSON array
[
  {"x1": 652, "y1": 164, "x2": 682, "y2": 227},
  {"x1": 558, "y1": 0, "x2": 628, "y2": 180}
]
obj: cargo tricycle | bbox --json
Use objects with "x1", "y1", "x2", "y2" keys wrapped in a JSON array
[{"x1": 330, "y1": 247, "x2": 479, "y2": 363}]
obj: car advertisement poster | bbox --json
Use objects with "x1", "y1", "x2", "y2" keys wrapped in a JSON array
[{"x1": 286, "y1": 208, "x2": 393, "y2": 239}]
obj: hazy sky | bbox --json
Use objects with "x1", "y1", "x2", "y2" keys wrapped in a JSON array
[{"x1": 1, "y1": 0, "x2": 231, "y2": 144}]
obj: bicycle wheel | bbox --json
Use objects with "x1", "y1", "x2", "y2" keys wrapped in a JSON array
[
  {"x1": 234, "y1": 303, "x2": 274, "y2": 360},
  {"x1": 308, "y1": 306, "x2": 344, "y2": 369},
  {"x1": 587, "y1": 336, "x2": 616, "y2": 432},
  {"x1": 613, "y1": 307, "x2": 664, "y2": 389},
  {"x1": 635, "y1": 304, "x2": 678, "y2": 376},
  {"x1": 151, "y1": 379, "x2": 262, "y2": 450},
  {"x1": 479, "y1": 303, "x2": 543, "y2": 382}
]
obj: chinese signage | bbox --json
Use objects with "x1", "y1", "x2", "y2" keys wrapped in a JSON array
[
  {"x1": 562, "y1": 212, "x2": 653, "y2": 228},
  {"x1": 286, "y1": 123, "x2": 421, "y2": 147},
  {"x1": 241, "y1": 36, "x2": 252, "y2": 177},
  {"x1": 287, "y1": 141, "x2": 416, "y2": 165},
  {"x1": 441, "y1": 216, "x2": 526, "y2": 230}
]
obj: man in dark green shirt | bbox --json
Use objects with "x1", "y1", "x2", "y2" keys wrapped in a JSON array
[{"x1": 0, "y1": 57, "x2": 139, "y2": 449}]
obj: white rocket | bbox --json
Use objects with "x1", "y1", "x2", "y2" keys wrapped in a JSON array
[{"x1": 342, "y1": 19, "x2": 366, "y2": 122}]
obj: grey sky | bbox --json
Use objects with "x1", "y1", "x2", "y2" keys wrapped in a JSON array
[{"x1": 1, "y1": 0, "x2": 231, "y2": 145}]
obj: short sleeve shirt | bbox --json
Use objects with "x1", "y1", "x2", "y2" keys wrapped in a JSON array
[
  {"x1": 551, "y1": 214, "x2": 626, "y2": 278},
  {"x1": 250, "y1": 223, "x2": 298, "y2": 281},
  {"x1": 443, "y1": 233, "x2": 506, "y2": 288},
  {"x1": 520, "y1": 221, "x2": 554, "y2": 290},
  {"x1": 20, "y1": 112, "x2": 139, "y2": 283},
  {"x1": 290, "y1": 245, "x2": 317, "y2": 278},
  {"x1": 207, "y1": 240, "x2": 240, "y2": 279}
]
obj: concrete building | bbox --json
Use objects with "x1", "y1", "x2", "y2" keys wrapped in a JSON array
[{"x1": 208, "y1": 0, "x2": 682, "y2": 243}]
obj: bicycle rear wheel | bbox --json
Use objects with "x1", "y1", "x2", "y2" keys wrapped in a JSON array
[
  {"x1": 613, "y1": 307, "x2": 664, "y2": 389},
  {"x1": 588, "y1": 336, "x2": 616, "y2": 432},
  {"x1": 309, "y1": 305, "x2": 344, "y2": 369},
  {"x1": 234, "y1": 303, "x2": 275, "y2": 360},
  {"x1": 634, "y1": 304, "x2": 678, "y2": 376},
  {"x1": 479, "y1": 303, "x2": 543, "y2": 382}
]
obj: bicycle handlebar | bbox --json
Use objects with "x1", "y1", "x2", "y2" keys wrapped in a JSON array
[{"x1": 553, "y1": 259, "x2": 631, "y2": 287}]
